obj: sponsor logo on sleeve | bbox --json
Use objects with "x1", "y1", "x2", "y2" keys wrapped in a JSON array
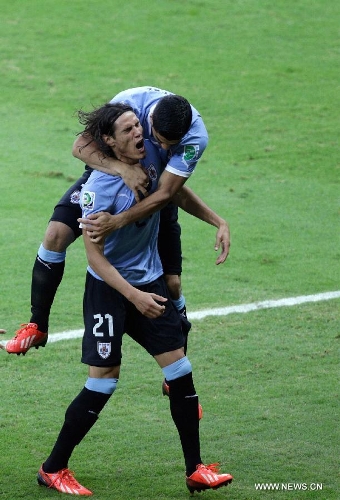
[
  {"x1": 183, "y1": 145, "x2": 199, "y2": 162},
  {"x1": 82, "y1": 191, "x2": 95, "y2": 210}
]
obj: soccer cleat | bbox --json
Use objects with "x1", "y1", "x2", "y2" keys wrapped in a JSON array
[
  {"x1": 186, "y1": 463, "x2": 233, "y2": 494},
  {"x1": 5, "y1": 323, "x2": 48, "y2": 355},
  {"x1": 162, "y1": 379, "x2": 170, "y2": 397},
  {"x1": 37, "y1": 466, "x2": 93, "y2": 496},
  {"x1": 162, "y1": 380, "x2": 203, "y2": 420}
]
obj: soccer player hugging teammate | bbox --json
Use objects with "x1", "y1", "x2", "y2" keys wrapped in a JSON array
[
  {"x1": 37, "y1": 102, "x2": 233, "y2": 495},
  {"x1": 5, "y1": 87, "x2": 230, "y2": 359}
]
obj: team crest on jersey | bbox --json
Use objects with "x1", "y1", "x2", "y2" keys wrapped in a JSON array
[
  {"x1": 70, "y1": 190, "x2": 81, "y2": 204},
  {"x1": 148, "y1": 164, "x2": 157, "y2": 181},
  {"x1": 82, "y1": 191, "x2": 95, "y2": 210},
  {"x1": 97, "y1": 342, "x2": 111, "y2": 359},
  {"x1": 183, "y1": 145, "x2": 199, "y2": 162}
]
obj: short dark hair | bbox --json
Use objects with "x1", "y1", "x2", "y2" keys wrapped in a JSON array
[
  {"x1": 77, "y1": 102, "x2": 134, "y2": 158},
  {"x1": 152, "y1": 95, "x2": 192, "y2": 141}
]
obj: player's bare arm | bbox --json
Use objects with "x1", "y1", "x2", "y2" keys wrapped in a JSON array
[
  {"x1": 83, "y1": 229, "x2": 166, "y2": 318},
  {"x1": 173, "y1": 186, "x2": 231, "y2": 264},
  {"x1": 72, "y1": 134, "x2": 149, "y2": 201},
  {"x1": 79, "y1": 179, "x2": 230, "y2": 264},
  {"x1": 78, "y1": 170, "x2": 187, "y2": 239}
]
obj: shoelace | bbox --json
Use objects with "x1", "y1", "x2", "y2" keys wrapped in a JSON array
[
  {"x1": 13, "y1": 324, "x2": 29, "y2": 338},
  {"x1": 198, "y1": 463, "x2": 220, "y2": 473},
  {"x1": 50, "y1": 469, "x2": 80, "y2": 488}
]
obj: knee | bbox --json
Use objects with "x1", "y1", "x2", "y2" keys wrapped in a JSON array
[{"x1": 43, "y1": 222, "x2": 75, "y2": 252}]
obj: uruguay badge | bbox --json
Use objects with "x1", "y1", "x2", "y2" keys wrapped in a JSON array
[{"x1": 97, "y1": 342, "x2": 111, "y2": 359}]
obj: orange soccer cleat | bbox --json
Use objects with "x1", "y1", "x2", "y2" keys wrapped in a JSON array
[
  {"x1": 5, "y1": 323, "x2": 48, "y2": 355},
  {"x1": 186, "y1": 463, "x2": 233, "y2": 493},
  {"x1": 37, "y1": 466, "x2": 93, "y2": 496}
]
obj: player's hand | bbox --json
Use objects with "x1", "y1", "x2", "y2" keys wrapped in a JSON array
[
  {"x1": 78, "y1": 212, "x2": 118, "y2": 242},
  {"x1": 214, "y1": 221, "x2": 230, "y2": 264},
  {"x1": 119, "y1": 163, "x2": 150, "y2": 202},
  {"x1": 132, "y1": 292, "x2": 167, "y2": 318}
]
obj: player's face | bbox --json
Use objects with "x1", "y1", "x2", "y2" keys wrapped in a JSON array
[
  {"x1": 151, "y1": 127, "x2": 179, "y2": 150},
  {"x1": 106, "y1": 111, "x2": 145, "y2": 164}
]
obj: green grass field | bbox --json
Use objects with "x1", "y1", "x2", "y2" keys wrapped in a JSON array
[{"x1": 0, "y1": 0, "x2": 339, "y2": 498}]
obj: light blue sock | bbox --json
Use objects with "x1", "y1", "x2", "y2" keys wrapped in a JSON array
[
  {"x1": 162, "y1": 356, "x2": 192, "y2": 381},
  {"x1": 85, "y1": 377, "x2": 119, "y2": 395},
  {"x1": 172, "y1": 294, "x2": 186, "y2": 312},
  {"x1": 38, "y1": 243, "x2": 66, "y2": 263}
]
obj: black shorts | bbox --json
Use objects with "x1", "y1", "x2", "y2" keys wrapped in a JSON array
[
  {"x1": 49, "y1": 168, "x2": 93, "y2": 239},
  {"x1": 82, "y1": 273, "x2": 189, "y2": 367},
  {"x1": 158, "y1": 202, "x2": 182, "y2": 275}
]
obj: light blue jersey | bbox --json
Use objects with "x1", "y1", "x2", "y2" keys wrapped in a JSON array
[
  {"x1": 80, "y1": 140, "x2": 163, "y2": 286},
  {"x1": 110, "y1": 86, "x2": 208, "y2": 178}
]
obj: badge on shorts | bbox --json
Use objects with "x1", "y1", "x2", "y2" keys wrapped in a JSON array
[
  {"x1": 97, "y1": 342, "x2": 111, "y2": 359},
  {"x1": 70, "y1": 190, "x2": 81, "y2": 204}
]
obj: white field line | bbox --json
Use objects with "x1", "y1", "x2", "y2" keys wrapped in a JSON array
[{"x1": 45, "y1": 290, "x2": 340, "y2": 344}]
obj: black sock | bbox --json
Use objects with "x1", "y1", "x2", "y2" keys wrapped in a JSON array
[
  {"x1": 179, "y1": 312, "x2": 191, "y2": 356},
  {"x1": 168, "y1": 373, "x2": 202, "y2": 476},
  {"x1": 43, "y1": 388, "x2": 111, "y2": 473},
  {"x1": 178, "y1": 305, "x2": 187, "y2": 318},
  {"x1": 30, "y1": 256, "x2": 65, "y2": 332}
]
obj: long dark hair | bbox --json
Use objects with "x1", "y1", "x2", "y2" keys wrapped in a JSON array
[{"x1": 77, "y1": 102, "x2": 134, "y2": 158}]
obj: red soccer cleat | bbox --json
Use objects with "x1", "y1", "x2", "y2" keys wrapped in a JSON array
[
  {"x1": 5, "y1": 323, "x2": 48, "y2": 355},
  {"x1": 186, "y1": 463, "x2": 233, "y2": 493},
  {"x1": 162, "y1": 379, "x2": 170, "y2": 397},
  {"x1": 37, "y1": 466, "x2": 93, "y2": 496}
]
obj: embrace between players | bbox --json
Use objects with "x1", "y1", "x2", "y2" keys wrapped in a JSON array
[{"x1": 2, "y1": 87, "x2": 233, "y2": 496}]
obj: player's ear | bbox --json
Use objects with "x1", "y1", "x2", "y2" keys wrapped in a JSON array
[{"x1": 103, "y1": 134, "x2": 115, "y2": 147}]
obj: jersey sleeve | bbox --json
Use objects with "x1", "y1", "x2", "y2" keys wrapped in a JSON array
[
  {"x1": 165, "y1": 113, "x2": 209, "y2": 178},
  {"x1": 80, "y1": 174, "x2": 115, "y2": 219}
]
